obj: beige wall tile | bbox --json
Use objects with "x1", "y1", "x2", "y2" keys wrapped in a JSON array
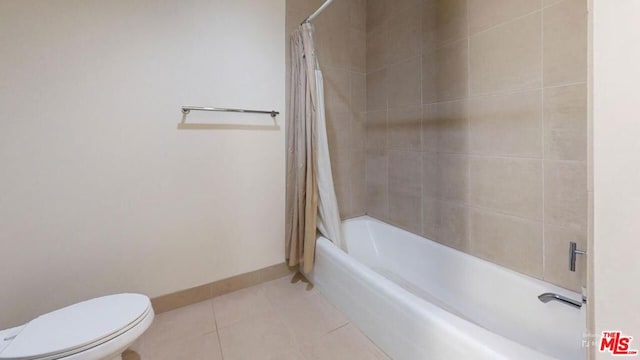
[
  {"x1": 389, "y1": 150, "x2": 422, "y2": 234},
  {"x1": 350, "y1": 149, "x2": 367, "y2": 216},
  {"x1": 422, "y1": 0, "x2": 468, "y2": 52},
  {"x1": 389, "y1": 150, "x2": 422, "y2": 193},
  {"x1": 324, "y1": 67, "x2": 351, "y2": 114},
  {"x1": 389, "y1": 190, "x2": 423, "y2": 235},
  {"x1": 386, "y1": 6, "x2": 422, "y2": 65},
  {"x1": 302, "y1": 0, "x2": 591, "y2": 292},
  {"x1": 352, "y1": 111, "x2": 367, "y2": 149},
  {"x1": 469, "y1": 12, "x2": 541, "y2": 95},
  {"x1": 349, "y1": 29, "x2": 367, "y2": 73},
  {"x1": 315, "y1": 8, "x2": 350, "y2": 70},
  {"x1": 367, "y1": 182, "x2": 389, "y2": 220},
  {"x1": 468, "y1": 0, "x2": 542, "y2": 35},
  {"x1": 351, "y1": 72, "x2": 367, "y2": 113},
  {"x1": 391, "y1": 0, "x2": 421, "y2": 16},
  {"x1": 366, "y1": 110, "x2": 387, "y2": 151},
  {"x1": 366, "y1": 25, "x2": 386, "y2": 72},
  {"x1": 390, "y1": 0, "x2": 421, "y2": 18},
  {"x1": 367, "y1": 0, "x2": 392, "y2": 31},
  {"x1": 366, "y1": 69, "x2": 387, "y2": 111},
  {"x1": 470, "y1": 156, "x2": 543, "y2": 220},
  {"x1": 330, "y1": 145, "x2": 351, "y2": 183},
  {"x1": 287, "y1": 0, "x2": 325, "y2": 13},
  {"x1": 436, "y1": 200, "x2": 471, "y2": 252},
  {"x1": 423, "y1": 39, "x2": 469, "y2": 103},
  {"x1": 439, "y1": 154, "x2": 469, "y2": 203},
  {"x1": 469, "y1": 90, "x2": 543, "y2": 157},
  {"x1": 471, "y1": 209, "x2": 543, "y2": 278},
  {"x1": 544, "y1": 224, "x2": 586, "y2": 292},
  {"x1": 286, "y1": 8, "x2": 309, "y2": 35},
  {"x1": 542, "y1": 0, "x2": 563, "y2": 7},
  {"x1": 543, "y1": 0, "x2": 587, "y2": 86},
  {"x1": 388, "y1": 56, "x2": 422, "y2": 108},
  {"x1": 389, "y1": 105, "x2": 422, "y2": 150},
  {"x1": 350, "y1": 0, "x2": 367, "y2": 30},
  {"x1": 422, "y1": 196, "x2": 438, "y2": 239},
  {"x1": 326, "y1": 109, "x2": 352, "y2": 150},
  {"x1": 334, "y1": 176, "x2": 353, "y2": 219},
  {"x1": 329, "y1": 146, "x2": 355, "y2": 218},
  {"x1": 422, "y1": 154, "x2": 439, "y2": 199},
  {"x1": 366, "y1": 148, "x2": 389, "y2": 218},
  {"x1": 544, "y1": 84, "x2": 587, "y2": 161},
  {"x1": 421, "y1": 48, "x2": 437, "y2": 104},
  {"x1": 422, "y1": 154, "x2": 469, "y2": 203},
  {"x1": 544, "y1": 160, "x2": 587, "y2": 228},
  {"x1": 422, "y1": 100, "x2": 469, "y2": 154}
]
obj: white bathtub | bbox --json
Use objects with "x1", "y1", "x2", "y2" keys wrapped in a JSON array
[{"x1": 308, "y1": 216, "x2": 586, "y2": 360}]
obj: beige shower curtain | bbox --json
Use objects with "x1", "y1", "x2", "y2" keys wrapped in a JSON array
[{"x1": 286, "y1": 23, "x2": 343, "y2": 274}]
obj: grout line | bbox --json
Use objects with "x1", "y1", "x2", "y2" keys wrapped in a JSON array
[
  {"x1": 419, "y1": 0, "x2": 425, "y2": 236},
  {"x1": 541, "y1": 4, "x2": 547, "y2": 282},
  {"x1": 468, "y1": 154, "x2": 586, "y2": 164},
  {"x1": 384, "y1": 31, "x2": 390, "y2": 221},
  {"x1": 420, "y1": 81, "x2": 588, "y2": 107},
  {"x1": 347, "y1": 69, "x2": 354, "y2": 216},
  {"x1": 543, "y1": 81, "x2": 588, "y2": 90},
  {"x1": 468, "y1": 204, "x2": 544, "y2": 225},
  {"x1": 456, "y1": 87, "x2": 541, "y2": 103},
  {"x1": 466, "y1": 153, "x2": 542, "y2": 161},
  {"x1": 417, "y1": 151, "x2": 587, "y2": 164},
  {"x1": 326, "y1": 321, "x2": 351, "y2": 335},
  {"x1": 469, "y1": 9, "x2": 543, "y2": 39},
  {"x1": 466, "y1": 0, "x2": 472, "y2": 252},
  {"x1": 363, "y1": 3, "x2": 369, "y2": 217},
  {"x1": 542, "y1": 0, "x2": 568, "y2": 9},
  {"x1": 212, "y1": 303, "x2": 226, "y2": 360}
]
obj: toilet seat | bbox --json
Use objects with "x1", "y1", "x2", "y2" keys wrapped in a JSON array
[{"x1": 0, "y1": 294, "x2": 152, "y2": 360}]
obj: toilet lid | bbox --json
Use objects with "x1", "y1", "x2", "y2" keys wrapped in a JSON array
[{"x1": 0, "y1": 294, "x2": 150, "y2": 360}]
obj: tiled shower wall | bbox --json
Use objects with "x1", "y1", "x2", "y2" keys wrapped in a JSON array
[
  {"x1": 286, "y1": 0, "x2": 368, "y2": 219},
  {"x1": 364, "y1": 0, "x2": 588, "y2": 292},
  {"x1": 286, "y1": 0, "x2": 587, "y2": 292}
]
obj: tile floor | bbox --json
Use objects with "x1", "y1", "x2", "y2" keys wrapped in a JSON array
[{"x1": 126, "y1": 273, "x2": 389, "y2": 360}]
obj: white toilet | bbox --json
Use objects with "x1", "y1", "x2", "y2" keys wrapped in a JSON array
[{"x1": 0, "y1": 294, "x2": 154, "y2": 360}]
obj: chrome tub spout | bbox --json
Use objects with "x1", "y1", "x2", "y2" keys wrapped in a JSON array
[{"x1": 538, "y1": 293, "x2": 583, "y2": 309}]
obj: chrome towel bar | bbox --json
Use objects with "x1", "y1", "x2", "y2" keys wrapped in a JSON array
[{"x1": 181, "y1": 106, "x2": 279, "y2": 118}]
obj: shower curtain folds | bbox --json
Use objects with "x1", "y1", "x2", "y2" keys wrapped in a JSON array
[{"x1": 285, "y1": 23, "x2": 344, "y2": 274}]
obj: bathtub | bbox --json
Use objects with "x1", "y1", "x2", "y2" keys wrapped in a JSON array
[{"x1": 308, "y1": 216, "x2": 586, "y2": 360}]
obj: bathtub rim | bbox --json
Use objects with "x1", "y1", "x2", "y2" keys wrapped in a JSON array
[
  {"x1": 343, "y1": 215, "x2": 582, "y2": 300},
  {"x1": 313, "y1": 215, "x2": 584, "y2": 360}
]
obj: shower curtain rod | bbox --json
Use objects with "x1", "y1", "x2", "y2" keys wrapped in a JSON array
[{"x1": 301, "y1": 0, "x2": 335, "y2": 25}]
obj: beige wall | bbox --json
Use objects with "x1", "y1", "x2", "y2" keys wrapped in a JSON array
[
  {"x1": 365, "y1": 0, "x2": 588, "y2": 292},
  {"x1": 286, "y1": 0, "x2": 367, "y2": 219},
  {"x1": 0, "y1": 0, "x2": 285, "y2": 328},
  {"x1": 592, "y1": 0, "x2": 640, "y2": 357}
]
